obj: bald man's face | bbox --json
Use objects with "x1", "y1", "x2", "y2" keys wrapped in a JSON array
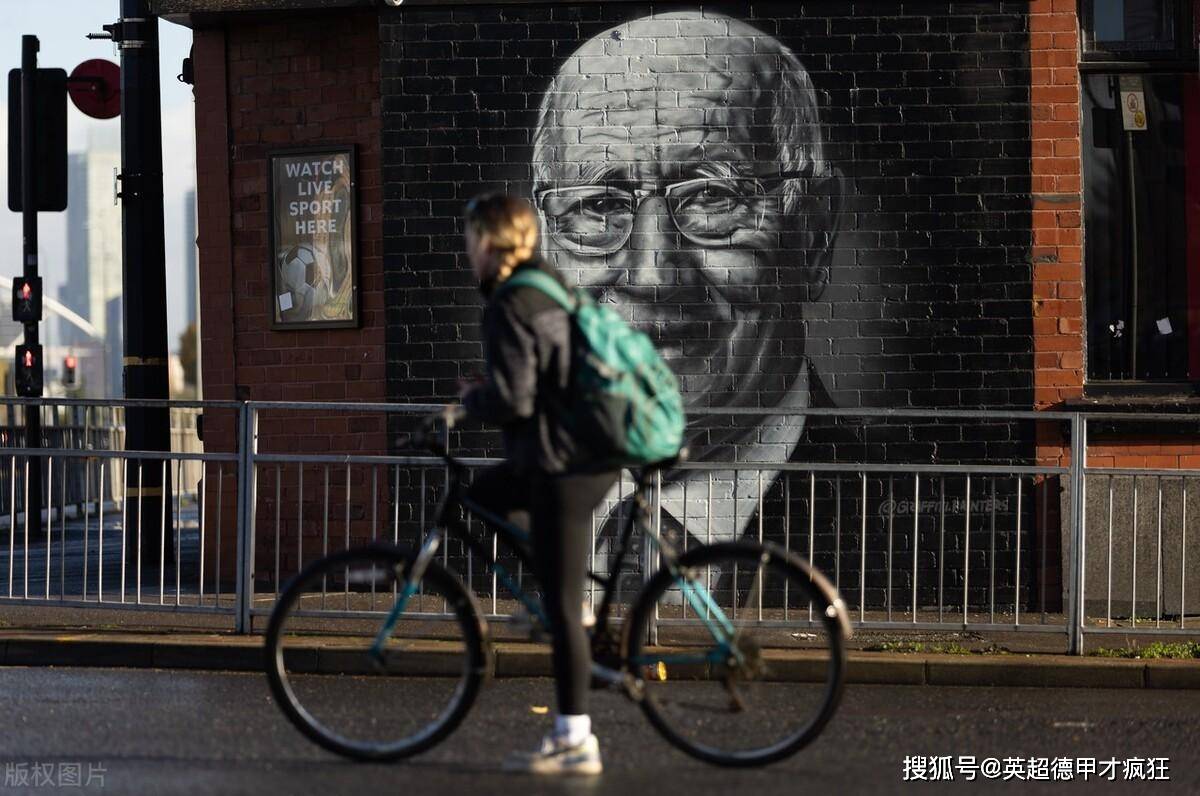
[{"x1": 535, "y1": 54, "x2": 813, "y2": 410}]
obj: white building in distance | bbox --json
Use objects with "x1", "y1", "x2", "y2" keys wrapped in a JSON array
[{"x1": 62, "y1": 126, "x2": 122, "y2": 397}]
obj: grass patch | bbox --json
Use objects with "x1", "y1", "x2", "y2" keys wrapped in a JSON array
[
  {"x1": 865, "y1": 641, "x2": 973, "y2": 655},
  {"x1": 1091, "y1": 641, "x2": 1200, "y2": 660}
]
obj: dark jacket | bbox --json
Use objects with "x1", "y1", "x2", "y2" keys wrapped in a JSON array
[{"x1": 463, "y1": 257, "x2": 587, "y2": 474}]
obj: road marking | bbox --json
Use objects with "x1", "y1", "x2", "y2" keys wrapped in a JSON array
[{"x1": 1052, "y1": 721, "x2": 1094, "y2": 729}]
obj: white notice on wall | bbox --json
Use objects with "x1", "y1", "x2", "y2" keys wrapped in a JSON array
[
  {"x1": 1119, "y1": 75, "x2": 1148, "y2": 132},
  {"x1": 1156, "y1": 317, "x2": 1173, "y2": 335}
]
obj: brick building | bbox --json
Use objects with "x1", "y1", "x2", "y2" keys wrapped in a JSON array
[{"x1": 156, "y1": 0, "x2": 1199, "y2": 611}]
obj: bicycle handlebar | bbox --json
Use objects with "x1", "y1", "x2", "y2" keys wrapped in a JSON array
[{"x1": 400, "y1": 407, "x2": 688, "y2": 488}]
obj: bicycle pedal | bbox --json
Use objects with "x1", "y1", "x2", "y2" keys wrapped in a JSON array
[{"x1": 588, "y1": 662, "x2": 626, "y2": 692}]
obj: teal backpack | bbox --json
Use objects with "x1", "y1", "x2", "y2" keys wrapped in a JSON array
[{"x1": 500, "y1": 270, "x2": 685, "y2": 467}]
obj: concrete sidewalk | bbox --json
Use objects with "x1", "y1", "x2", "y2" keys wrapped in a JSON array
[{"x1": 1, "y1": 629, "x2": 1198, "y2": 689}]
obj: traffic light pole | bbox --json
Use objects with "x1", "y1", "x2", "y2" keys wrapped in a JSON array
[
  {"x1": 112, "y1": 0, "x2": 173, "y2": 566},
  {"x1": 20, "y1": 35, "x2": 43, "y2": 538}
]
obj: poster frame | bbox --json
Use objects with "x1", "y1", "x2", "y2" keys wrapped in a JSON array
[{"x1": 266, "y1": 144, "x2": 360, "y2": 331}]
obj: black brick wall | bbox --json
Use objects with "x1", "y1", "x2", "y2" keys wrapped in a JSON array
[{"x1": 379, "y1": 3, "x2": 1041, "y2": 611}]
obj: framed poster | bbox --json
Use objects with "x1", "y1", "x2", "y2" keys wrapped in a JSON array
[{"x1": 268, "y1": 145, "x2": 358, "y2": 329}]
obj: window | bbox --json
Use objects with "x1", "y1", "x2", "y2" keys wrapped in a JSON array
[
  {"x1": 1082, "y1": 0, "x2": 1198, "y2": 60},
  {"x1": 1082, "y1": 72, "x2": 1200, "y2": 383}
]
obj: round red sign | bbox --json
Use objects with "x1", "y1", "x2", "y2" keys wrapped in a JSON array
[{"x1": 68, "y1": 59, "x2": 120, "y2": 120}]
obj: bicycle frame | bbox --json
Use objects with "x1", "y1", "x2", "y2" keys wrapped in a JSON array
[
  {"x1": 267, "y1": 426, "x2": 848, "y2": 768},
  {"x1": 370, "y1": 451, "x2": 742, "y2": 668}
]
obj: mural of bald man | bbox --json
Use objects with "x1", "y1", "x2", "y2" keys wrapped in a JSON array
[{"x1": 530, "y1": 11, "x2": 846, "y2": 542}]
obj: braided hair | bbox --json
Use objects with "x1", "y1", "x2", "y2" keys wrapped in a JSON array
[{"x1": 464, "y1": 193, "x2": 539, "y2": 284}]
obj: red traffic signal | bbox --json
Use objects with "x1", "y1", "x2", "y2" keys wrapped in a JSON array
[
  {"x1": 11, "y1": 276, "x2": 41, "y2": 324},
  {"x1": 15, "y1": 344, "x2": 43, "y2": 397},
  {"x1": 63, "y1": 354, "x2": 77, "y2": 386}
]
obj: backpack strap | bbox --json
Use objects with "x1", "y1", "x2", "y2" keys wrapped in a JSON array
[{"x1": 501, "y1": 269, "x2": 579, "y2": 313}]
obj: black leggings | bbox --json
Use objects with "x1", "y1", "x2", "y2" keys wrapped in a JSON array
[{"x1": 467, "y1": 463, "x2": 618, "y2": 716}]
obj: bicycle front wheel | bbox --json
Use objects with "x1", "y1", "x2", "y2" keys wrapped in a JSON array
[
  {"x1": 623, "y1": 541, "x2": 846, "y2": 767},
  {"x1": 265, "y1": 545, "x2": 488, "y2": 761}
]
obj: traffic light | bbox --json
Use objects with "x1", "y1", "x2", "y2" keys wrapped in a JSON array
[
  {"x1": 11, "y1": 276, "x2": 41, "y2": 324},
  {"x1": 63, "y1": 354, "x2": 76, "y2": 386},
  {"x1": 15, "y1": 344, "x2": 43, "y2": 397}
]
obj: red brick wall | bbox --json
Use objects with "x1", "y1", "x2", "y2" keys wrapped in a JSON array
[
  {"x1": 1030, "y1": 0, "x2": 1084, "y2": 415},
  {"x1": 1028, "y1": 1, "x2": 1200, "y2": 473},
  {"x1": 219, "y1": 11, "x2": 384, "y2": 412},
  {"x1": 193, "y1": 10, "x2": 385, "y2": 589},
  {"x1": 1024, "y1": 0, "x2": 1082, "y2": 607},
  {"x1": 1086, "y1": 440, "x2": 1200, "y2": 470}
]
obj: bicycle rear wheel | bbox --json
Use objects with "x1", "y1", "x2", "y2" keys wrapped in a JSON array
[
  {"x1": 623, "y1": 540, "x2": 846, "y2": 767},
  {"x1": 265, "y1": 545, "x2": 487, "y2": 761}
]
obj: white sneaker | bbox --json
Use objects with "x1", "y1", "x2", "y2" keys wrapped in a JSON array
[{"x1": 502, "y1": 733, "x2": 603, "y2": 776}]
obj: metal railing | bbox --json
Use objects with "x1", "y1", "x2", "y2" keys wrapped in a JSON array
[
  {"x1": 0, "y1": 398, "x2": 241, "y2": 622},
  {"x1": 1, "y1": 399, "x2": 1197, "y2": 655},
  {"x1": 234, "y1": 402, "x2": 1199, "y2": 655},
  {"x1": 1076, "y1": 414, "x2": 1200, "y2": 645}
]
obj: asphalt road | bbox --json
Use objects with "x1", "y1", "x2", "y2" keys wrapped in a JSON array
[{"x1": 1, "y1": 667, "x2": 1198, "y2": 794}]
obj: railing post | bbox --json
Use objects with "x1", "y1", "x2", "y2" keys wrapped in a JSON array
[
  {"x1": 234, "y1": 403, "x2": 258, "y2": 633},
  {"x1": 645, "y1": 470, "x2": 661, "y2": 647},
  {"x1": 1067, "y1": 413, "x2": 1087, "y2": 655}
]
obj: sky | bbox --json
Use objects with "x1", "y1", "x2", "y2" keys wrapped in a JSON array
[{"x1": 0, "y1": 1, "x2": 196, "y2": 352}]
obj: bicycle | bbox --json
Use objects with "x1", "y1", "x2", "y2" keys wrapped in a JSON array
[{"x1": 265, "y1": 410, "x2": 851, "y2": 768}]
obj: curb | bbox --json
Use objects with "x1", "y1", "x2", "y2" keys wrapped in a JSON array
[{"x1": 0, "y1": 634, "x2": 1197, "y2": 688}]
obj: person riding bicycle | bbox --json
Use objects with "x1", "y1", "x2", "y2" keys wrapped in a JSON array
[{"x1": 458, "y1": 193, "x2": 619, "y2": 775}]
